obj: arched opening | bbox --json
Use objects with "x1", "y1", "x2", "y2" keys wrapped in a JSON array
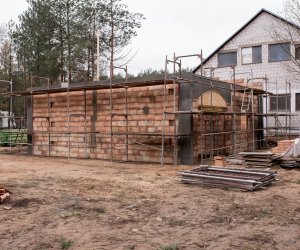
[{"x1": 198, "y1": 90, "x2": 228, "y2": 112}]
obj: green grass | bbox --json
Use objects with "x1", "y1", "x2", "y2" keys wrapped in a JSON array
[
  {"x1": 159, "y1": 243, "x2": 178, "y2": 250},
  {"x1": 168, "y1": 218, "x2": 186, "y2": 227},
  {"x1": 60, "y1": 237, "x2": 73, "y2": 249}
]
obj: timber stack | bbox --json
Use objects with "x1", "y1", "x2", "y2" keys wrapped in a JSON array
[{"x1": 238, "y1": 151, "x2": 274, "y2": 168}]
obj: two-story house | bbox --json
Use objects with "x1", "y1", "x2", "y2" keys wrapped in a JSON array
[{"x1": 193, "y1": 8, "x2": 300, "y2": 137}]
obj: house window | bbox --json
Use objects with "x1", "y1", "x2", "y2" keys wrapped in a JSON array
[
  {"x1": 242, "y1": 46, "x2": 262, "y2": 64},
  {"x1": 296, "y1": 93, "x2": 300, "y2": 111},
  {"x1": 295, "y1": 45, "x2": 300, "y2": 60},
  {"x1": 218, "y1": 52, "x2": 237, "y2": 67},
  {"x1": 269, "y1": 43, "x2": 290, "y2": 62},
  {"x1": 270, "y1": 94, "x2": 290, "y2": 111}
]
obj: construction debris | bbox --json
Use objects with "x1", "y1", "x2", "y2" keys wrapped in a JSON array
[
  {"x1": 214, "y1": 156, "x2": 227, "y2": 167},
  {"x1": 0, "y1": 186, "x2": 10, "y2": 203},
  {"x1": 238, "y1": 151, "x2": 275, "y2": 168},
  {"x1": 178, "y1": 166, "x2": 277, "y2": 191},
  {"x1": 226, "y1": 156, "x2": 243, "y2": 166}
]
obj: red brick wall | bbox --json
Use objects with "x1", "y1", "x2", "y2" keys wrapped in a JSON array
[
  {"x1": 32, "y1": 84, "x2": 179, "y2": 164},
  {"x1": 191, "y1": 92, "x2": 259, "y2": 162},
  {"x1": 32, "y1": 83, "x2": 259, "y2": 164}
]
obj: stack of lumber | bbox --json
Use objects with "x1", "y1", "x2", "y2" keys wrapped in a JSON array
[
  {"x1": 0, "y1": 186, "x2": 10, "y2": 203},
  {"x1": 272, "y1": 140, "x2": 295, "y2": 155},
  {"x1": 178, "y1": 166, "x2": 277, "y2": 191},
  {"x1": 238, "y1": 151, "x2": 274, "y2": 168}
]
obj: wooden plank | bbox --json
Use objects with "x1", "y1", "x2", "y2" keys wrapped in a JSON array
[
  {"x1": 239, "y1": 151, "x2": 273, "y2": 156},
  {"x1": 243, "y1": 157, "x2": 272, "y2": 162},
  {"x1": 245, "y1": 162, "x2": 274, "y2": 167}
]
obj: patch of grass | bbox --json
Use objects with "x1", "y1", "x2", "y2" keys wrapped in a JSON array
[
  {"x1": 258, "y1": 207, "x2": 271, "y2": 217},
  {"x1": 90, "y1": 207, "x2": 105, "y2": 213},
  {"x1": 178, "y1": 205, "x2": 188, "y2": 210},
  {"x1": 55, "y1": 177, "x2": 74, "y2": 185},
  {"x1": 63, "y1": 203, "x2": 85, "y2": 211},
  {"x1": 208, "y1": 203, "x2": 272, "y2": 225},
  {"x1": 242, "y1": 245, "x2": 260, "y2": 250},
  {"x1": 60, "y1": 237, "x2": 73, "y2": 249},
  {"x1": 193, "y1": 242, "x2": 208, "y2": 249},
  {"x1": 62, "y1": 203, "x2": 105, "y2": 217},
  {"x1": 149, "y1": 193, "x2": 159, "y2": 199},
  {"x1": 19, "y1": 181, "x2": 39, "y2": 189},
  {"x1": 115, "y1": 191, "x2": 126, "y2": 198},
  {"x1": 240, "y1": 232, "x2": 276, "y2": 248},
  {"x1": 159, "y1": 243, "x2": 178, "y2": 250},
  {"x1": 168, "y1": 218, "x2": 186, "y2": 227},
  {"x1": 33, "y1": 242, "x2": 53, "y2": 250},
  {"x1": 13, "y1": 198, "x2": 41, "y2": 208},
  {"x1": 134, "y1": 177, "x2": 143, "y2": 181}
]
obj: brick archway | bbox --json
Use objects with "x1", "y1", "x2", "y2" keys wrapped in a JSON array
[{"x1": 198, "y1": 90, "x2": 228, "y2": 111}]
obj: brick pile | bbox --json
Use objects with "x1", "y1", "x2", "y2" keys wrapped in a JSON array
[
  {"x1": 0, "y1": 185, "x2": 10, "y2": 203},
  {"x1": 271, "y1": 139, "x2": 295, "y2": 155}
]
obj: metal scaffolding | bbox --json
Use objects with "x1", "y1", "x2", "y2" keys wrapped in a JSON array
[{"x1": 1, "y1": 51, "x2": 297, "y2": 165}]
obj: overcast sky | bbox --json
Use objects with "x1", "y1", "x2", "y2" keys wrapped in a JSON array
[{"x1": 0, "y1": 0, "x2": 285, "y2": 75}]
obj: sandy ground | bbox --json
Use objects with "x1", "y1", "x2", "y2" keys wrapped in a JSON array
[{"x1": 0, "y1": 154, "x2": 299, "y2": 250}]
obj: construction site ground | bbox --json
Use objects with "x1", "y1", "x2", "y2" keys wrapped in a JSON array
[{"x1": 0, "y1": 153, "x2": 299, "y2": 250}]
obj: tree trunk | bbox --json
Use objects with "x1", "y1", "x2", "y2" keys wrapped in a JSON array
[
  {"x1": 59, "y1": 11, "x2": 64, "y2": 82},
  {"x1": 110, "y1": 0, "x2": 114, "y2": 79},
  {"x1": 66, "y1": 0, "x2": 71, "y2": 82}
]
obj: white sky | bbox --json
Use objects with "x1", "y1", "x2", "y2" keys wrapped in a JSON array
[{"x1": 0, "y1": 0, "x2": 285, "y2": 75}]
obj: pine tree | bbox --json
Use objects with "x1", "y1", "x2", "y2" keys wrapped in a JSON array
[{"x1": 11, "y1": 0, "x2": 144, "y2": 84}]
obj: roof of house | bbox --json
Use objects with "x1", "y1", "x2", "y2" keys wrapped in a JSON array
[
  {"x1": 193, "y1": 8, "x2": 300, "y2": 73},
  {"x1": 3, "y1": 72, "x2": 268, "y2": 96}
]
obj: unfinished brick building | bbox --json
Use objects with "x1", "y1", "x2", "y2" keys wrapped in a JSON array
[{"x1": 20, "y1": 73, "x2": 265, "y2": 165}]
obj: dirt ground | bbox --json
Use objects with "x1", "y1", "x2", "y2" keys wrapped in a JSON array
[{"x1": 0, "y1": 154, "x2": 299, "y2": 250}]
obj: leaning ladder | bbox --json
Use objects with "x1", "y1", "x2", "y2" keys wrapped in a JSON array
[{"x1": 241, "y1": 83, "x2": 253, "y2": 112}]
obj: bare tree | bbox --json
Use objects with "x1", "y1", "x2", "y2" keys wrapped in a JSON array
[
  {"x1": 0, "y1": 23, "x2": 13, "y2": 79},
  {"x1": 270, "y1": 0, "x2": 300, "y2": 81},
  {"x1": 0, "y1": 24, "x2": 7, "y2": 44}
]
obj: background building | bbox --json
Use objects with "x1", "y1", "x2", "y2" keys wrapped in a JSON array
[{"x1": 194, "y1": 9, "x2": 300, "y2": 137}]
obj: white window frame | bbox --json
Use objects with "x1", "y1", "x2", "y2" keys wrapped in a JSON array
[{"x1": 241, "y1": 46, "x2": 262, "y2": 64}]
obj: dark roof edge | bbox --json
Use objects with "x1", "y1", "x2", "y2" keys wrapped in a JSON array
[
  {"x1": 3, "y1": 72, "x2": 269, "y2": 96},
  {"x1": 193, "y1": 8, "x2": 300, "y2": 73}
]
